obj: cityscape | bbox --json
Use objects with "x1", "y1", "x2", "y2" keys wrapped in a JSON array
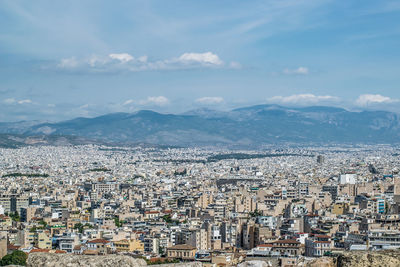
[
  {"x1": 0, "y1": 144, "x2": 400, "y2": 266},
  {"x1": 2, "y1": 0, "x2": 400, "y2": 266}
]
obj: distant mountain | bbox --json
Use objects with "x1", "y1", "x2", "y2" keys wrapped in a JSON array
[
  {"x1": 0, "y1": 133, "x2": 101, "y2": 148},
  {"x1": 0, "y1": 120, "x2": 45, "y2": 134},
  {"x1": 182, "y1": 108, "x2": 229, "y2": 118},
  {"x1": 1, "y1": 105, "x2": 400, "y2": 147}
]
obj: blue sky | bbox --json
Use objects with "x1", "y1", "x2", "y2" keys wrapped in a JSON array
[{"x1": 1, "y1": 0, "x2": 400, "y2": 121}]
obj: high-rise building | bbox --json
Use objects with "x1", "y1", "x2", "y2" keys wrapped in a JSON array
[
  {"x1": 0, "y1": 195, "x2": 30, "y2": 213},
  {"x1": 340, "y1": 174, "x2": 357, "y2": 185}
]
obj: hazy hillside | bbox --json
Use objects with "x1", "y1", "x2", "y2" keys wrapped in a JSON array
[{"x1": 1, "y1": 105, "x2": 400, "y2": 147}]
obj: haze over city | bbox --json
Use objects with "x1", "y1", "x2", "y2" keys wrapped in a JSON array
[{"x1": 2, "y1": 1, "x2": 400, "y2": 267}]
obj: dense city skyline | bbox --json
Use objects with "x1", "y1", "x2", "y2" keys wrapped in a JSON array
[
  {"x1": 2, "y1": 2, "x2": 400, "y2": 266},
  {"x1": 1, "y1": 143, "x2": 400, "y2": 266}
]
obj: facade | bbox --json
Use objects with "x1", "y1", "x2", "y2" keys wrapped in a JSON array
[
  {"x1": 340, "y1": 174, "x2": 357, "y2": 185},
  {"x1": 87, "y1": 239, "x2": 113, "y2": 255},
  {"x1": 0, "y1": 195, "x2": 30, "y2": 213},
  {"x1": 56, "y1": 233, "x2": 80, "y2": 253},
  {"x1": 305, "y1": 235, "x2": 332, "y2": 257},
  {"x1": 144, "y1": 237, "x2": 159, "y2": 253},
  {"x1": 114, "y1": 239, "x2": 144, "y2": 252},
  {"x1": 167, "y1": 244, "x2": 196, "y2": 260},
  {"x1": 268, "y1": 239, "x2": 304, "y2": 257},
  {"x1": 368, "y1": 230, "x2": 400, "y2": 250},
  {"x1": 22, "y1": 230, "x2": 52, "y2": 249},
  {"x1": 84, "y1": 183, "x2": 119, "y2": 193}
]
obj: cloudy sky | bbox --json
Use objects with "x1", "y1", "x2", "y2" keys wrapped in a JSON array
[{"x1": 1, "y1": 0, "x2": 400, "y2": 121}]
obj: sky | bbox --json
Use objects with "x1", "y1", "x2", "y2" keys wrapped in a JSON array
[{"x1": 1, "y1": 0, "x2": 400, "y2": 121}]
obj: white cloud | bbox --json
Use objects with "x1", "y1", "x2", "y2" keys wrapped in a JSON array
[
  {"x1": 139, "y1": 96, "x2": 169, "y2": 106},
  {"x1": 283, "y1": 66, "x2": 309, "y2": 75},
  {"x1": 4, "y1": 98, "x2": 16, "y2": 104},
  {"x1": 355, "y1": 94, "x2": 398, "y2": 106},
  {"x1": 138, "y1": 55, "x2": 148, "y2": 63},
  {"x1": 88, "y1": 55, "x2": 108, "y2": 67},
  {"x1": 123, "y1": 99, "x2": 134, "y2": 106},
  {"x1": 229, "y1": 61, "x2": 242, "y2": 69},
  {"x1": 55, "y1": 52, "x2": 232, "y2": 73},
  {"x1": 58, "y1": 57, "x2": 78, "y2": 68},
  {"x1": 4, "y1": 98, "x2": 33, "y2": 105},
  {"x1": 79, "y1": 103, "x2": 89, "y2": 109},
  {"x1": 178, "y1": 52, "x2": 223, "y2": 65},
  {"x1": 109, "y1": 53, "x2": 134, "y2": 63},
  {"x1": 18, "y1": 99, "x2": 32, "y2": 104},
  {"x1": 195, "y1": 97, "x2": 224, "y2": 105},
  {"x1": 268, "y1": 94, "x2": 339, "y2": 105}
]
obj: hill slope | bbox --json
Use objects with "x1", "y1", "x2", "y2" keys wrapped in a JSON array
[{"x1": 2, "y1": 105, "x2": 400, "y2": 147}]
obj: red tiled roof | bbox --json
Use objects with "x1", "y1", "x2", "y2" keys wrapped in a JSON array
[
  {"x1": 167, "y1": 244, "x2": 196, "y2": 250},
  {"x1": 315, "y1": 234, "x2": 330, "y2": 238},
  {"x1": 88, "y1": 238, "x2": 110, "y2": 244},
  {"x1": 30, "y1": 248, "x2": 50, "y2": 253},
  {"x1": 7, "y1": 244, "x2": 20, "y2": 250},
  {"x1": 273, "y1": 239, "x2": 300, "y2": 244},
  {"x1": 149, "y1": 258, "x2": 167, "y2": 263}
]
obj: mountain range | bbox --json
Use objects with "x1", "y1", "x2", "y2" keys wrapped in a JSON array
[{"x1": 1, "y1": 104, "x2": 400, "y2": 147}]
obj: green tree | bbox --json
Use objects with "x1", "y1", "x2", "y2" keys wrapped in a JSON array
[
  {"x1": 38, "y1": 220, "x2": 47, "y2": 229},
  {"x1": 74, "y1": 223, "x2": 93, "y2": 233},
  {"x1": 73, "y1": 223, "x2": 84, "y2": 233},
  {"x1": 385, "y1": 200, "x2": 389, "y2": 214},
  {"x1": 249, "y1": 209, "x2": 262, "y2": 217},
  {"x1": 114, "y1": 217, "x2": 123, "y2": 227},
  {"x1": 159, "y1": 246, "x2": 165, "y2": 255},
  {"x1": 162, "y1": 215, "x2": 173, "y2": 223},
  {"x1": 0, "y1": 250, "x2": 27, "y2": 266},
  {"x1": 10, "y1": 211, "x2": 20, "y2": 222},
  {"x1": 84, "y1": 223, "x2": 93, "y2": 229}
]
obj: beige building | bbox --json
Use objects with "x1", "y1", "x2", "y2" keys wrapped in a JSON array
[
  {"x1": 167, "y1": 244, "x2": 196, "y2": 260},
  {"x1": 22, "y1": 230, "x2": 52, "y2": 249},
  {"x1": 197, "y1": 194, "x2": 214, "y2": 209},
  {"x1": 114, "y1": 239, "x2": 144, "y2": 252},
  {"x1": 87, "y1": 239, "x2": 112, "y2": 255},
  {"x1": 0, "y1": 237, "x2": 7, "y2": 259},
  {"x1": 189, "y1": 228, "x2": 209, "y2": 250},
  {"x1": 332, "y1": 203, "x2": 349, "y2": 215}
]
